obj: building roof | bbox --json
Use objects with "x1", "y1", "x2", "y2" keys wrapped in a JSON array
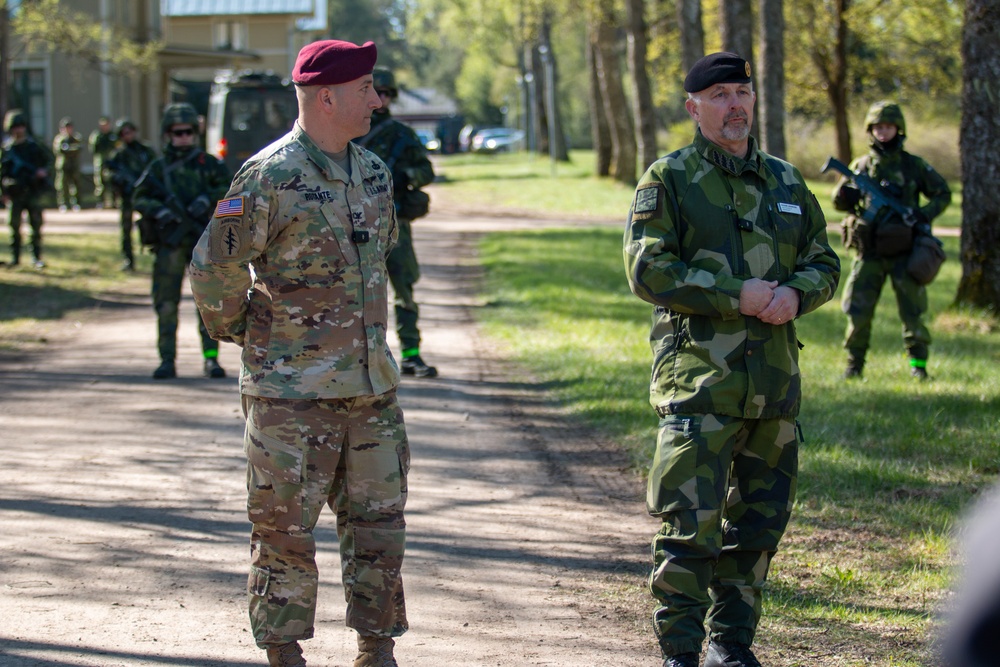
[{"x1": 162, "y1": 0, "x2": 314, "y2": 16}]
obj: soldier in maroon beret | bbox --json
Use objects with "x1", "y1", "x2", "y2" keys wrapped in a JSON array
[{"x1": 191, "y1": 37, "x2": 409, "y2": 667}]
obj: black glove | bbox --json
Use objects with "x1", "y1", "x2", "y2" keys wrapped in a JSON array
[
  {"x1": 904, "y1": 208, "x2": 930, "y2": 235},
  {"x1": 186, "y1": 194, "x2": 211, "y2": 220},
  {"x1": 153, "y1": 207, "x2": 179, "y2": 227},
  {"x1": 838, "y1": 184, "x2": 862, "y2": 209},
  {"x1": 392, "y1": 169, "x2": 409, "y2": 191}
]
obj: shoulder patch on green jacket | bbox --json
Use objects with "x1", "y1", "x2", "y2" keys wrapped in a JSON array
[{"x1": 632, "y1": 182, "x2": 664, "y2": 221}]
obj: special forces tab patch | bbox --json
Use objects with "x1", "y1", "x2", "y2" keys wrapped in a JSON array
[
  {"x1": 631, "y1": 183, "x2": 664, "y2": 221},
  {"x1": 210, "y1": 217, "x2": 249, "y2": 262}
]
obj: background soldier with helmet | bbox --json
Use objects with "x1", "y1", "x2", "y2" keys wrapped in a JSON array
[
  {"x1": 89, "y1": 116, "x2": 118, "y2": 209},
  {"x1": 104, "y1": 118, "x2": 157, "y2": 271},
  {"x1": 133, "y1": 103, "x2": 230, "y2": 380},
  {"x1": 1, "y1": 109, "x2": 52, "y2": 269},
  {"x1": 358, "y1": 66, "x2": 439, "y2": 378},
  {"x1": 833, "y1": 101, "x2": 951, "y2": 380},
  {"x1": 52, "y1": 116, "x2": 84, "y2": 211}
]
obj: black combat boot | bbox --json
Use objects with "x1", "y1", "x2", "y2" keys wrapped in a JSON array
[
  {"x1": 152, "y1": 360, "x2": 176, "y2": 379},
  {"x1": 400, "y1": 354, "x2": 437, "y2": 378},
  {"x1": 203, "y1": 358, "x2": 226, "y2": 378},
  {"x1": 663, "y1": 652, "x2": 700, "y2": 667},
  {"x1": 704, "y1": 640, "x2": 762, "y2": 667},
  {"x1": 910, "y1": 358, "x2": 929, "y2": 380}
]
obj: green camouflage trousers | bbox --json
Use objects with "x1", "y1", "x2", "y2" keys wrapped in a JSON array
[
  {"x1": 7, "y1": 197, "x2": 44, "y2": 262},
  {"x1": 647, "y1": 414, "x2": 799, "y2": 657},
  {"x1": 242, "y1": 393, "x2": 410, "y2": 647},
  {"x1": 386, "y1": 218, "x2": 421, "y2": 351},
  {"x1": 55, "y1": 165, "x2": 83, "y2": 208},
  {"x1": 841, "y1": 254, "x2": 930, "y2": 361},
  {"x1": 151, "y1": 244, "x2": 217, "y2": 361}
]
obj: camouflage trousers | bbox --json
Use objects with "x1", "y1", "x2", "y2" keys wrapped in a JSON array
[
  {"x1": 151, "y1": 243, "x2": 217, "y2": 361},
  {"x1": 55, "y1": 165, "x2": 83, "y2": 208},
  {"x1": 242, "y1": 392, "x2": 410, "y2": 647},
  {"x1": 647, "y1": 413, "x2": 799, "y2": 657},
  {"x1": 387, "y1": 219, "x2": 421, "y2": 352},
  {"x1": 7, "y1": 198, "x2": 43, "y2": 263},
  {"x1": 841, "y1": 254, "x2": 930, "y2": 362}
]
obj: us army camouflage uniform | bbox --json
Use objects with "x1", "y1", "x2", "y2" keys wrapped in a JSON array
[
  {"x1": 623, "y1": 130, "x2": 840, "y2": 657},
  {"x1": 832, "y1": 103, "x2": 951, "y2": 375},
  {"x1": 357, "y1": 110, "x2": 434, "y2": 357},
  {"x1": 189, "y1": 122, "x2": 409, "y2": 648},
  {"x1": 133, "y1": 143, "x2": 230, "y2": 366}
]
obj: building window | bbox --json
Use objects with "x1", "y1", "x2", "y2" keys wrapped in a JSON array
[
  {"x1": 10, "y1": 68, "x2": 47, "y2": 138},
  {"x1": 214, "y1": 21, "x2": 248, "y2": 51}
]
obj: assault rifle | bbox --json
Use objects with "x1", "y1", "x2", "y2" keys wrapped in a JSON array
[
  {"x1": 135, "y1": 171, "x2": 211, "y2": 249},
  {"x1": 1, "y1": 144, "x2": 50, "y2": 195},
  {"x1": 822, "y1": 156, "x2": 921, "y2": 229}
]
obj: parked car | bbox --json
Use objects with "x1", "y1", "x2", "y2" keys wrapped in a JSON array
[
  {"x1": 415, "y1": 128, "x2": 440, "y2": 153},
  {"x1": 471, "y1": 127, "x2": 525, "y2": 153}
]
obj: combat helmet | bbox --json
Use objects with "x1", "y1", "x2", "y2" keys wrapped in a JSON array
[
  {"x1": 160, "y1": 102, "x2": 200, "y2": 135},
  {"x1": 373, "y1": 67, "x2": 398, "y2": 99},
  {"x1": 116, "y1": 117, "x2": 137, "y2": 133},
  {"x1": 864, "y1": 101, "x2": 906, "y2": 137},
  {"x1": 4, "y1": 108, "x2": 28, "y2": 132}
]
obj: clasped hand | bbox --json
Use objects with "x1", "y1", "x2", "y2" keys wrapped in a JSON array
[{"x1": 739, "y1": 278, "x2": 800, "y2": 325}]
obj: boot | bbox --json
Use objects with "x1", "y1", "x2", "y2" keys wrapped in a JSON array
[
  {"x1": 152, "y1": 360, "x2": 176, "y2": 380},
  {"x1": 354, "y1": 635, "x2": 398, "y2": 667},
  {"x1": 704, "y1": 641, "x2": 762, "y2": 667},
  {"x1": 663, "y1": 653, "x2": 699, "y2": 667},
  {"x1": 400, "y1": 354, "x2": 437, "y2": 378},
  {"x1": 203, "y1": 358, "x2": 226, "y2": 378},
  {"x1": 265, "y1": 641, "x2": 307, "y2": 667},
  {"x1": 910, "y1": 358, "x2": 929, "y2": 380},
  {"x1": 843, "y1": 351, "x2": 864, "y2": 379}
]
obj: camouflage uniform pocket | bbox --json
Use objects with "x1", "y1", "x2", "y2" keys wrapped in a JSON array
[
  {"x1": 646, "y1": 415, "x2": 701, "y2": 517},
  {"x1": 245, "y1": 412, "x2": 305, "y2": 530}
]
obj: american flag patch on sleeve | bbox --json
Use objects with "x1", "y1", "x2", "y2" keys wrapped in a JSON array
[{"x1": 215, "y1": 197, "x2": 244, "y2": 217}]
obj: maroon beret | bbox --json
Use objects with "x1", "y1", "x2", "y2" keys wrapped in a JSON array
[{"x1": 292, "y1": 40, "x2": 378, "y2": 86}]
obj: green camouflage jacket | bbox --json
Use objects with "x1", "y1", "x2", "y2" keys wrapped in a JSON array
[
  {"x1": 0, "y1": 136, "x2": 52, "y2": 200},
  {"x1": 189, "y1": 123, "x2": 400, "y2": 399},
  {"x1": 357, "y1": 112, "x2": 433, "y2": 206},
  {"x1": 52, "y1": 131, "x2": 82, "y2": 170},
  {"x1": 89, "y1": 129, "x2": 117, "y2": 163},
  {"x1": 104, "y1": 140, "x2": 157, "y2": 197},
  {"x1": 832, "y1": 142, "x2": 951, "y2": 223},
  {"x1": 132, "y1": 145, "x2": 230, "y2": 246},
  {"x1": 624, "y1": 131, "x2": 841, "y2": 419}
]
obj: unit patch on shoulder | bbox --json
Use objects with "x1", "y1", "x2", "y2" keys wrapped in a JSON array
[
  {"x1": 215, "y1": 196, "x2": 245, "y2": 218},
  {"x1": 631, "y1": 183, "x2": 664, "y2": 222},
  {"x1": 210, "y1": 216, "x2": 249, "y2": 262}
]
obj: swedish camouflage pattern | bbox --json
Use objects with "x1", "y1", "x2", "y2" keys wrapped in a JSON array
[
  {"x1": 1, "y1": 134, "x2": 52, "y2": 264},
  {"x1": 357, "y1": 111, "x2": 434, "y2": 351},
  {"x1": 133, "y1": 144, "x2": 230, "y2": 362},
  {"x1": 624, "y1": 129, "x2": 839, "y2": 657},
  {"x1": 832, "y1": 107, "x2": 950, "y2": 363},
  {"x1": 52, "y1": 127, "x2": 84, "y2": 209},
  {"x1": 624, "y1": 130, "x2": 841, "y2": 419}
]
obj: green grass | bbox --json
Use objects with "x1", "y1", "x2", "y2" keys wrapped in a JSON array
[{"x1": 450, "y1": 150, "x2": 991, "y2": 666}]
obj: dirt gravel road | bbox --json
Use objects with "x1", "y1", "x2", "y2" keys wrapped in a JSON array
[{"x1": 0, "y1": 208, "x2": 662, "y2": 666}]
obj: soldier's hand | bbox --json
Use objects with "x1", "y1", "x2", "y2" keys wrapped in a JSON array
[
  {"x1": 392, "y1": 169, "x2": 409, "y2": 190},
  {"x1": 757, "y1": 285, "x2": 801, "y2": 325},
  {"x1": 187, "y1": 194, "x2": 211, "y2": 220},
  {"x1": 739, "y1": 279, "x2": 778, "y2": 317},
  {"x1": 904, "y1": 207, "x2": 929, "y2": 232},
  {"x1": 837, "y1": 184, "x2": 862, "y2": 209},
  {"x1": 153, "y1": 207, "x2": 179, "y2": 227}
]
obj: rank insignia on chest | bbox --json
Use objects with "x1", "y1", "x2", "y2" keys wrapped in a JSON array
[{"x1": 215, "y1": 196, "x2": 244, "y2": 217}]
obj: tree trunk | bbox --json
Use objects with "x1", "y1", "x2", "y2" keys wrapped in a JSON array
[
  {"x1": 719, "y1": 0, "x2": 758, "y2": 139},
  {"x1": 677, "y1": 0, "x2": 705, "y2": 75},
  {"x1": 830, "y1": 0, "x2": 851, "y2": 162},
  {"x1": 593, "y1": 16, "x2": 636, "y2": 184},
  {"x1": 956, "y1": 0, "x2": 1000, "y2": 308},
  {"x1": 539, "y1": 15, "x2": 570, "y2": 161},
  {"x1": 624, "y1": 0, "x2": 658, "y2": 170},
  {"x1": 586, "y1": 29, "x2": 611, "y2": 177},
  {"x1": 757, "y1": 0, "x2": 786, "y2": 158}
]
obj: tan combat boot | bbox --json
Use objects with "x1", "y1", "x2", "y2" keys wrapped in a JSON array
[
  {"x1": 266, "y1": 641, "x2": 307, "y2": 667},
  {"x1": 354, "y1": 635, "x2": 398, "y2": 667}
]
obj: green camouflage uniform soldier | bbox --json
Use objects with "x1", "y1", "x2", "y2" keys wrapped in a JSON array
[
  {"x1": 52, "y1": 117, "x2": 84, "y2": 211},
  {"x1": 88, "y1": 116, "x2": 117, "y2": 208},
  {"x1": 189, "y1": 40, "x2": 409, "y2": 667},
  {"x1": 833, "y1": 101, "x2": 951, "y2": 380},
  {"x1": 133, "y1": 103, "x2": 230, "y2": 380},
  {"x1": 357, "y1": 67, "x2": 438, "y2": 378},
  {"x1": 623, "y1": 53, "x2": 840, "y2": 667},
  {"x1": 1, "y1": 109, "x2": 52, "y2": 269},
  {"x1": 105, "y1": 118, "x2": 157, "y2": 271}
]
